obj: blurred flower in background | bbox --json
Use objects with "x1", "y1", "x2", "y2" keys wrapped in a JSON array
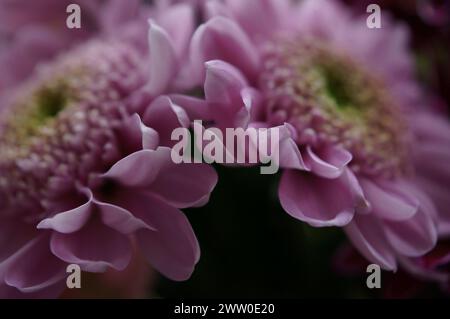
[
  {"x1": 344, "y1": 0, "x2": 450, "y2": 112},
  {"x1": 0, "y1": 0, "x2": 151, "y2": 93}
]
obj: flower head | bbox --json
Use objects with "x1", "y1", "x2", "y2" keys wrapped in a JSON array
[
  {"x1": 175, "y1": 0, "x2": 450, "y2": 273},
  {"x1": 0, "y1": 3, "x2": 217, "y2": 297}
]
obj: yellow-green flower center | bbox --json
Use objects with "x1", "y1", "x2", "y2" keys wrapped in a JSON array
[
  {"x1": 0, "y1": 40, "x2": 146, "y2": 220},
  {"x1": 260, "y1": 40, "x2": 411, "y2": 178}
]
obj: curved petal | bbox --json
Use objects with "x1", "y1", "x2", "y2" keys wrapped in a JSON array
[
  {"x1": 305, "y1": 145, "x2": 352, "y2": 179},
  {"x1": 0, "y1": 219, "x2": 35, "y2": 264},
  {"x1": 157, "y1": 3, "x2": 194, "y2": 58},
  {"x1": 50, "y1": 217, "x2": 132, "y2": 273},
  {"x1": 117, "y1": 114, "x2": 160, "y2": 153},
  {"x1": 94, "y1": 199, "x2": 156, "y2": 234},
  {"x1": 204, "y1": 60, "x2": 248, "y2": 105},
  {"x1": 344, "y1": 214, "x2": 397, "y2": 271},
  {"x1": 414, "y1": 140, "x2": 450, "y2": 236},
  {"x1": 279, "y1": 168, "x2": 365, "y2": 227},
  {"x1": 143, "y1": 96, "x2": 190, "y2": 147},
  {"x1": 37, "y1": 189, "x2": 93, "y2": 234},
  {"x1": 360, "y1": 179, "x2": 419, "y2": 222},
  {"x1": 113, "y1": 190, "x2": 200, "y2": 281},
  {"x1": 101, "y1": 148, "x2": 172, "y2": 188},
  {"x1": 277, "y1": 124, "x2": 308, "y2": 171},
  {"x1": 243, "y1": 87, "x2": 264, "y2": 123},
  {"x1": 190, "y1": 16, "x2": 260, "y2": 83},
  {"x1": 4, "y1": 235, "x2": 67, "y2": 293},
  {"x1": 147, "y1": 20, "x2": 178, "y2": 96},
  {"x1": 170, "y1": 94, "x2": 211, "y2": 121},
  {"x1": 151, "y1": 162, "x2": 218, "y2": 208},
  {"x1": 0, "y1": 280, "x2": 65, "y2": 299},
  {"x1": 204, "y1": 60, "x2": 251, "y2": 128},
  {"x1": 384, "y1": 206, "x2": 437, "y2": 258}
]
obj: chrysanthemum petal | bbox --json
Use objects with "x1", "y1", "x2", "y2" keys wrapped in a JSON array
[
  {"x1": 190, "y1": 16, "x2": 260, "y2": 82},
  {"x1": 305, "y1": 145, "x2": 352, "y2": 179},
  {"x1": 50, "y1": 218, "x2": 132, "y2": 272},
  {"x1": 360, "y1": 179, "x2": 419, "y2": 221},
  {"x1": 143, "y1": 96, "x2": 190, "y2": 147},
  {"x1": 150, "y1": 162, "x2": 218, "y2": 208},
  {"x1": 279, "y1": 168, "x2": 364, "y2": 227},
  {"x1": 37, "y1": 190, "x2": 94, "y2": 234},
  {"x1": 147, "y1": 20, "x2": 178, "y2": 95},
  {"x1": 344, "y1": 214, "x2": 397, "y2": 271},
  {"x1": 101, "y1": 148, "x2": 172, "y2": 188},
  {"x1": 115, "y1": 191, "x2": 200, "y2": 281},
  {"x1": 4, "y1": 235, "x2": 67, "y2": 293}
]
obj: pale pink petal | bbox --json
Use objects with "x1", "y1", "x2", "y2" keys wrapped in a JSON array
[
  {"x1": 279, "y1": 168, "x2": 365, "y2": 227},
  {"x1": 170, "y1": 94, "x2": 211, "y2": 120},
  {"x1": 143, "y1": 96, "x2": 190, "y2": 147},
  {"x1": 114, "y1": 191, "x2": 200, "y2": 281},
  {"x1": 0, "y1": 280, "x2": 65, "y2": 299},
  {"x1": 50, "y1": 217, "x2": 132, "y2": 273},
  {"x1": 384, "y1": 205, "x2": 437, "y2": 258},
  {"x1": 4, "y1": 235, "x2": 67, "y2": 293},
  {"x1": 37, "y1": 189, "x2": 94, "y2": 234},
  {"x1": 190, "y1": 16, "x2": 260, "y2": 83},
  {"x1": 117, "y1": 114, "x2": 160, "y2": 154},
  {"x1": 344, "y1": 214, "x2": 397, "y2": 271},
  {"x1": 204, "y1": 60, "x2": 250, "y2": 127},
  {"x1": 94, "y1": 200, "x2": 156, "y2": 234},
  {"x1": 147, "y1": 20, "x2": 178, "y2": 96},
  {"x1": 305, "y1": 145, "x2": 352, "y2": 179},
  {"x1": 157, "y1": 4, "x2": 194, "y2": 58},
  {"x1": 150, "y1": 162, "x2": 218, "y2": 208},
  {"x1": 360, "y1": 179, "x2": 419, "y2": 221},
  {"x1": 276, "y1": 124, "x2": 308, "y2": 171},
  {"x1": 204, "y1": 60, "x2": 248, "y2": 104},
  {"x1": 101, "y1": 148, "x2": 172, "y2": 188}
]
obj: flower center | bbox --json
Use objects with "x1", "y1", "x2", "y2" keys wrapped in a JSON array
[
  {"x1": 260, "y1": 40, "x2": 411, "y2": 178},
  {"x1": 0, "y1": 40, "x2": 147, "y2": 219}
]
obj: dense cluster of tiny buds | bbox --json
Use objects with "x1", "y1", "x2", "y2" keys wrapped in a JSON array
[
  {"x1": 0, "y1": 40, "x2": 147, "y2": 221},
  {"x1": 259, "y1": 40, "x2": 412, "y2": 179}
]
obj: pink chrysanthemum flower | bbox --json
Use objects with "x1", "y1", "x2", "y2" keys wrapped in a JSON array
[
  {"x1": 0, "y1": 4, "x2": 217, "y2": 298},
  {"x1": 0, "y1": 0, "x2": 154, "y2": 93},
  {"x1": 174, "y1": 0, "x2": 450, "y2": 273}
]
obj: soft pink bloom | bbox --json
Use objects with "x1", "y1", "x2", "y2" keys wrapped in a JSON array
[
  {"x1": 0, "y1": 0, "x2": 153, "y2": 93},
  {"x1": 0, "y1": 3, "x2": 217, "y2": 298},
  {"x1": 174, "y1": 0, "x2": 450, "y2": 274}
]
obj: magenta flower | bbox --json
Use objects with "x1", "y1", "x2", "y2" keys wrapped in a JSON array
[
  {"x1": 0, "y1": 4, "x2": 217, "y2": 298},
  {"x1": 0, "y1": 0, "x2": 155, "y2": 94},
  {"x1": 174, "y1": 0, "x2": 450, "y2": 273}
]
